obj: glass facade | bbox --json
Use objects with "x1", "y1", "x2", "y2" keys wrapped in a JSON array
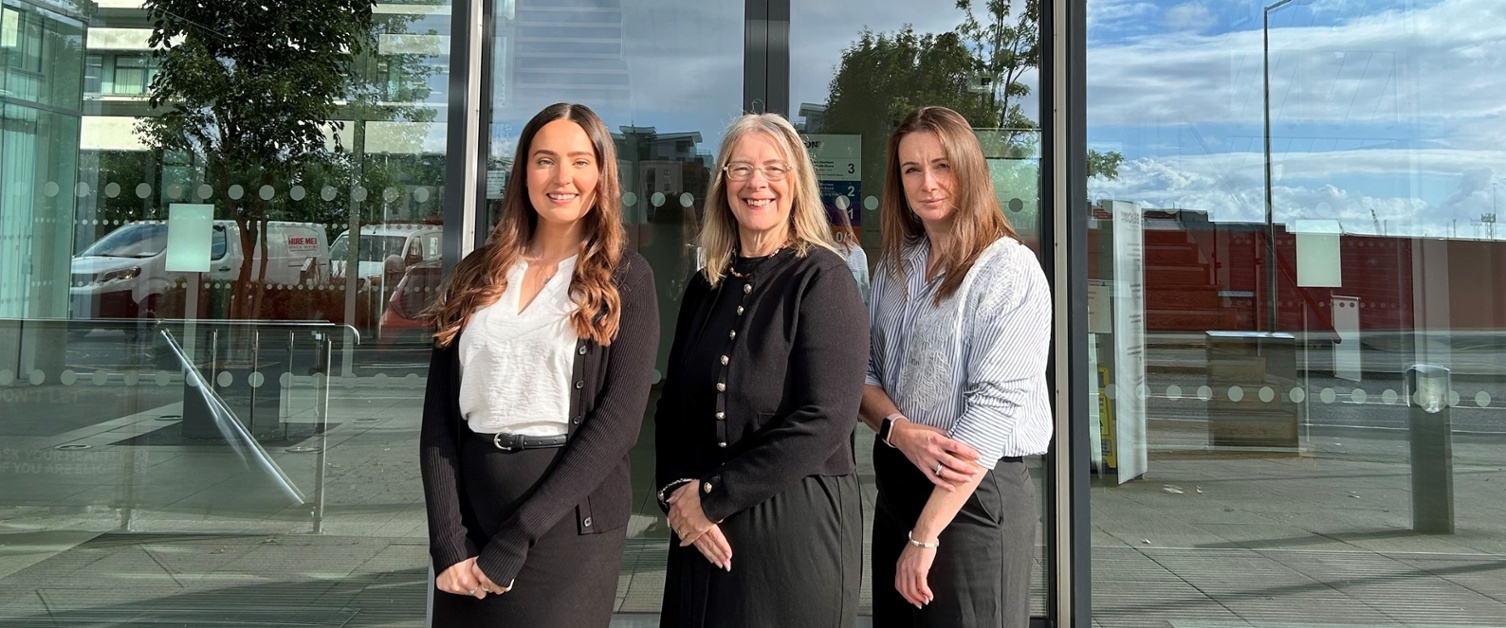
[
  {"x1": 789, "y1": 0, "x2": 1050, "y2": 616},
  {"x1": 3, "y1": 0, "x2": 1503, "y2": 626},
  {"x1": 1085, "y1": 0, "x2": 1506, "y2": 625}
]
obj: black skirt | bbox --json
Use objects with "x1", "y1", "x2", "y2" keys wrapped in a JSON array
[
  {"x1": 870, "y1": 438, "x2": 1036, "y2": 628},
  {"x1": 431, "y1": 435, "x2": 626, "y2": 626},
  {"x1": 660, "y1": 473, "x2": 862, "y2": 628}
]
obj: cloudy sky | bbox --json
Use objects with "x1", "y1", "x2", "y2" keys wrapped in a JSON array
[
  {"x1": 483, "y1": 0, "x2": 1503, "y2": 238},
  {"x1": 1087, "y1": 0, "x2": 1506, "y2": 237}
]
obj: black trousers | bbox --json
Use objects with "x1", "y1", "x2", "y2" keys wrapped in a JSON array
[
  {"x1": 870, "y1": 438, "x2": 1036, "y2": 628},
  {"x1": 431, "y1": 437, "x2": 626, "y2": 627}
]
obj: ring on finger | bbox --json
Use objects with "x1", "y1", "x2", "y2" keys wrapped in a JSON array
[{"x1": 934, "y1": 461, "x2": 943, "y2": 476}]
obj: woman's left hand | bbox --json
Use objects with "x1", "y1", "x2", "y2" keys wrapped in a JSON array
[
  {"x1": 895, "y1": 542, "x2": 937, "y2": 608},
  {"x1": 467, "y1": 562, "x2": 512, "y2": 596},
  {"x1": 666, "y1": 482, "x2": 716, "y2": 545}
]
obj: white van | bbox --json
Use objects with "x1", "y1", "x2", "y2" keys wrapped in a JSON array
[
  {"x1": 329, "y1": 224, "x2": 442, "y2": 285},
  {"x1": 70, "y1": 220, "x2": 330, "y2": 319}
]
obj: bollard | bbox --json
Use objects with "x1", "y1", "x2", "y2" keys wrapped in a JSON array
[{"x1": 1406, "y1": 364, "x2": 1454, "y2": 534}]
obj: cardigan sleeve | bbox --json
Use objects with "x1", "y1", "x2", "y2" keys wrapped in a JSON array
[
  {"x1": 475, "y1": 258, "x2": 660, "y2": 586},
  {"x1": 698, "y1": 261, "x2": 869, "y2": 523},
  {"x1": 653, "y1": 271, "x2": 709, "y2": 503},
  {"x1": 418, "y1": 341, "x2": 479, "y2": 573}
]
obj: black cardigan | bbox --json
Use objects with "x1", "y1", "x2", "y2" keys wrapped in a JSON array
[
  {"x1": 419, "y1": 251, "x2": 659, "y2": 586},
  {"x1": 654, "y1": 246, "x2": 868, "y2": 523}
]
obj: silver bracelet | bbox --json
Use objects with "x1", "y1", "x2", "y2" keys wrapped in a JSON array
[
  {"x1": 907, "y1": 530, "x2": 939, "y2": 549},
  {"x1": 657, "y1": 478, "x2": 697, "y2": 506}
]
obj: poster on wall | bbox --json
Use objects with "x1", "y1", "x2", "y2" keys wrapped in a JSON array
[
  {"x1": 801, "y1": 134, "x2": 861, "y2": 241},
  {"x1": 1108, "y1": 200, "x2": 1147, "y2": 484}
]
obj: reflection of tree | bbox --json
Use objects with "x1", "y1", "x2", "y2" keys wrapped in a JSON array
[
  {"x1": 136, "y1": 0, "x2": 434, "y2": 320},
  {"x1": 822, "y1": 26, "x2": 994, "y2": 190},
  {"x1": 820, "y1": 3, "x2": 1122, "y2": 185},
  {"x1": 956, "y1": 0, "x2": 1037, "y2": 130}
]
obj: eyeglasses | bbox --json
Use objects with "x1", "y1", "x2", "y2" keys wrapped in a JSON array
[{"x1": 723, "y1": 162, "x2": 791, "y2": 182}]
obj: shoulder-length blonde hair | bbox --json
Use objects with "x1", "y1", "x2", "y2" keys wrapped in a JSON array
[
  {"x1": 428, "y1": 102, "x2": 626, "y2": 348},
  {"x1": 701, "y1": 113, "x2": 837, "y2": 287},
  {"x1": 880, "y1": 106, "x2": 1018, "y2": 304}
]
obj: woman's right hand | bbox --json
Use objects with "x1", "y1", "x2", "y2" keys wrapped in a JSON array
[
  {"x1": 436, "y1": 557, "x2": 487, "y2": 599},
  {"x1": 890, "y1": 419, "x2": 981, "y2": 491},
  {"x1": 689, "y1": 523, "x2": 733, "y2": 571}
]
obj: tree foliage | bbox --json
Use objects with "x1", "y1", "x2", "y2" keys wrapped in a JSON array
[
  {"x1": 820, "y1": 2, "x2": 1121, "y2": 186},
  {"x1": 137, "y1": 0, "x2": 434, "y2": 320},
  {"x1": 956, "y1": 0, "x2": 1039, "y2": 130},
  {"x1": 822, "y1": 27, "x2": 995, "y2": 189}
]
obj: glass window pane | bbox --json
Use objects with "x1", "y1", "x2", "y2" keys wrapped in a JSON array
[
  {"x1": 790, "y1": 0, "x2": 1049, "y2": 618},
  {"x1": 483, "y1": 0, "x2": 745, "y2": 613},
  {"x1": 1085, "y1": 1, "x2": 1506, "y2": 625},
  {"x1": 2, "y1": 0, "x2": 454, "y2": 624}
]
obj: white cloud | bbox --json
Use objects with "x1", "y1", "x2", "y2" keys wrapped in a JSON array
[
  {"x1": 1165, "y1": 2, "x2": 1215, "y2": 32},
  {"x1": 1088, "y1": 0, "x2": 1506, "y2": 235},
  {"x1": 1089, "y1": 0, "x2": 1506, "y2": 129},
  {"x1": 1090, "y1": 147, "x2": 1506, "y2": 236},
  {"x1": 1089, "y1": 0, "x2": 1159, "y2": 36}
]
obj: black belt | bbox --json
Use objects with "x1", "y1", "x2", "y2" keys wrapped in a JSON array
[
  {"x1": 999, "y1": 456, "x2": 1024, "y2": 463},
  {"x1": 472, "y1": 430, "x2": 568, "y2": 451}
]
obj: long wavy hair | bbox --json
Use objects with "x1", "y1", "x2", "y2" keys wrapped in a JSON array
[
  {"x1": 428, "y1": 103, "x2": 626, "y2": 347},
  {"x1": 701, "y1": 113, "x2": 837, "y2": 287},
  {"x1": 880, "y1": 106, "x2": 1018, "y2": 304}
]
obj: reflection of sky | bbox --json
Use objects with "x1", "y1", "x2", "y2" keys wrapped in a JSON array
[
  {"x1": 488, "y1": 0, "x2": 745, "y2": 162},
  {"x1": 1088, "y1": 0, "x2": 1506, "y2": 237}
]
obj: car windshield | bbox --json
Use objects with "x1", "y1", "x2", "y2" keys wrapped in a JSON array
[
  {"x1": 80, "y1": 224, "x2": 168, "y2": 258},
  {"x1": 330, "y1": 234, "x2": 408, "y2": 263}
]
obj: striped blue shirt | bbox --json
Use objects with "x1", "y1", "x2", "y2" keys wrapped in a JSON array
[{"x1": 866, "y1": 237, "x2": 1054, "y2": 468}]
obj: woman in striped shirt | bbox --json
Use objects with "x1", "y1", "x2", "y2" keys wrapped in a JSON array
[{"x1": 861, "y1": 106, "x2": 1053, "y2": 628}]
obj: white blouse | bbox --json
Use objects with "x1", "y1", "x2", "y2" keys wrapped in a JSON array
[{"x1": 458, "y1": 256, "x2": 580, "y2": 436}]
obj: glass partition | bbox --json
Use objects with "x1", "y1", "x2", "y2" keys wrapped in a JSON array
[
  {"x1": 791, "y1": 0, "x2": 1049, "y2": 617},
  {"x1": 1, "y1": 0, "x2": 453, "y2": 623},
  {"x1": 1085, "y1": 1, "x2": 1506, "y2": 625},
  {"x1": 480, "y1": 0, "x2": 748, "y2": 613}
]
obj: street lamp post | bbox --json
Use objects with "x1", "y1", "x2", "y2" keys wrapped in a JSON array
[{"x1": 1264, "y1": 0, "x2": 1302, "y2": 332}]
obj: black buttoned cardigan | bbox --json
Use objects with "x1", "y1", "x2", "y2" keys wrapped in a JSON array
[
  {"x1": 654, "y1": 246, "x2": 869, "y2": 523},
  {"x1": 419, "y1": 251, "x2": 660, "y2": 587}
]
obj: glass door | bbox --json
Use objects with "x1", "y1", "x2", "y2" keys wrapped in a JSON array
[
  {"x1": 789, "y1": 0, "x2": 1051, "y2": 621},
  {"x1": 480, "y1": 0, "x2": 748, "y2": 613}
]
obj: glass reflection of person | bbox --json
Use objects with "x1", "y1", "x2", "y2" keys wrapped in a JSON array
[
  {"x1": 861, "y1": 106, "x2": 1052, "y2": 628},
  {"x1": 419, "y1": 103, "x2": 660, "y2": 626},
  {"x1": 655, "y1": 113, "x2": 868, "y2": 628}
]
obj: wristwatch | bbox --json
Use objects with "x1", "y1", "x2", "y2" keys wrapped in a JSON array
[{"x1": 878, "y1": 413, "x2": 905, "y2": 448}]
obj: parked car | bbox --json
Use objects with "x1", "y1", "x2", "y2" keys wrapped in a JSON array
[
  {"x1": 377, "y1": 259, "x2": 443, "y2": 344},
  {"x1": 330, "y1": 224, "x2": 442, "y2": 288},
  {"x1": 70, "y1": 220, "x2": 330, "y2": 321}
]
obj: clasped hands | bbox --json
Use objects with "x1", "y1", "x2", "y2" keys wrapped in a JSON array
[
  {"x1": 889, "y1": 418, "x2": 980, "y2": 490},
  {"x1": 435, "y1": 557, "x2": 513, "y2": 599},
  {"x1": 667, "y1": 483, "x2": 733, "y2": 571}
]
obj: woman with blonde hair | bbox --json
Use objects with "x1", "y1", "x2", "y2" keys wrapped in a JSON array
[
  {"x1": 861, "y1": 106, "x2": 1052, "y2": 627},
  {"x1": 655, "y1": 112, "x2": 868, "y2": 628},
  {"x1": 419, "y1": 102, "x2": 659, "y2": 626}
]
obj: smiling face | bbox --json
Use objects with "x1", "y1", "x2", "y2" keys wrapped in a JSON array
[
  {"x1": 526, "y1": 118, "x2": 600, "y2": 229},
  {"x1": 897, "y1": 130, "x2": 958, "y2": 232},
  {"x1": 724, "y1": 132, "x2": 794, "y2": 247}
]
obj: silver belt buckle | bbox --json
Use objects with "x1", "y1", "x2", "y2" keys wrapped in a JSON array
[{"x1": 492, "y1": 432, "x2": 515, "y2": 451}]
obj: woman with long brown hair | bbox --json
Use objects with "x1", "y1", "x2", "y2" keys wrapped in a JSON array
[
  {"x1": 654, "y1": 113, "x2": 868, "y2": 627},
  {"x1": 419, "y1": 102, "x2": 659, "y2": 626},
  {"x1": 860, "y1": 106, "x2": 1052, "y2": 627}
]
